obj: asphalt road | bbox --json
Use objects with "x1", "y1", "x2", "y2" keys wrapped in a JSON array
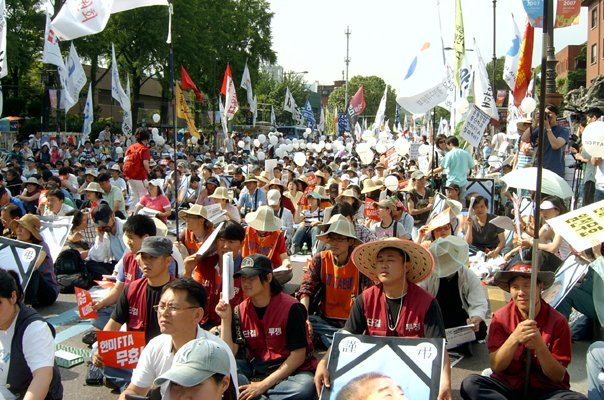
[{"x1": 39, "y1": 257, "x2": 591, "y2": 400}]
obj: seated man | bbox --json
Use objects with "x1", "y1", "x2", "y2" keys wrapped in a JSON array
[
  {"x1": 92, "y1": 236, "x2": 175, "y2": 392},
  {"x1": 1, "y1": 203, "x2": 22, "y2": 239},
  {"x1": 314, "y1": 238, "x2": 453, "y2": 400},
  {"x1": 119, "y1": 278, "x2": 239, "y2": 400},
  {"x1": 460, "y1": 261, "x2": 587, "y2": 400},
  {"x1": 91, "y1": 203, "x2": 128, "y2": 262},
  {"x1": 216, "y1": 254, "x2": 316, "y2": 400}
]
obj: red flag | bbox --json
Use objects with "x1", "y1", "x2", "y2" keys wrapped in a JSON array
[
  {"x1": 181, "y1": 66, "x2": 204, "y2": 104},
  {"x1": 347, "y1": 86, "x2": 366, "y2": 127},
  {"x1": 513, "y1": 20, "x2": 534, "y2": 108},
  {"x1": 221, "y1": 64, "x2": 233, "y2": 96}
]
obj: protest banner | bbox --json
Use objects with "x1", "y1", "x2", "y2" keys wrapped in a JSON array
[
  {"x1": 542, "y1": 255, "x2": 589, "y2": 308},
  {"x1": 398, "y1": 180, "x2": 409, "y2": 190},
  {"x1": 547, "y1": 200, "x2": 604, "y2": 252},
  {"x1": 75, "y1": 287, "x2": 98, "y2": 319},
  {"x1": 321, "y1": 333, "x2": 444, "y2": 400},
  {"x1": 459, "y1": 105, "x2": 491, "y2": 147},
  {"x1": 297, "y1": 186, "x2": 314, "y2": 206},
  {"x1": 39, "y1": 215, "x2": 74, "y2": 263},
  {"x1": 363, "y1": 198, "x2": 380, "y2": 221},
  {"x1": 0, "y1": 236, "x2": 41, "y2": 291},
  {"x1": 385, "y1": 147, "x2": 398, "y2": 168},
  {"x1": 96, "y1": 331, "x2": 145, "y2": 369},
  {"x1": 306, "y1": 173, "x2": 318, "y2": 187}
]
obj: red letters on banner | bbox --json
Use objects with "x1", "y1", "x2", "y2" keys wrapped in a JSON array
[
  {"x1": 297, "y1": 186, "x2": 314, "y2": 206},
  {"x1": 75, "y1": 287, "x2": 98, "y2": 319},
  {"x1": 399, "y1": 180, "x2": 408, "y2": 190},
  {"x1": 306, "y1": 174, "x2": 318, "y2": 187},
  {"x1": 364, "y1": 198, "x2": 380, "y2": 221},
  {"x1": 97, "y1": 331, "x2": 145, "y2": 369},
  {"x1": 385, "y1": 148, "x2": 398, "y2": 168}
]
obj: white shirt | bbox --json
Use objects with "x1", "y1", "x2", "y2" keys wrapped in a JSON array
[
  {"x1": 130, "y1": 326, "x2": 239, "y2": 397},
  {"x1": 0, "y1": 310, "x2": 56, "y2": 400},
  {"x1": 111, "y1": 177, "x2": 127, "y2": 193},
  {"x1": 242, "y1": 136, "x2": 251, "y2": 151}
]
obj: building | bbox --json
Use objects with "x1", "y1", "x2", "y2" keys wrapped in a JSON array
[
  {"x1": 582, "y1": 0, "x2": 604, "y2": 86},
  {"x1": 261, "y1": 64, "x2": 284, "y2": 82},
  {"x1": 317, "y1": 80, "x2": 345, "y2": 107},
  {"x1": 555, "y1": 44, "x2": 586, "y2": 85}
]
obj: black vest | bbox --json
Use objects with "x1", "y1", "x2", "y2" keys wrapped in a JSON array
[{"x1": 6, "y1": 303, "x2": 63, "y2": 399}]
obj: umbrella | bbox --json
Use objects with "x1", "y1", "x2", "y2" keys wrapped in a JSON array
[{"x1": 501, "y1": 167, "x2": 573, "y2": 199}]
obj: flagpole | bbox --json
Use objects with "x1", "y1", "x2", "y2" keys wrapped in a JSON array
[
  {"x1": 168, "y1": 2, "x2": 180, "y2": 240},
  {"x1": 525, "y1": 0, "x2": 549, "y2": 397}
]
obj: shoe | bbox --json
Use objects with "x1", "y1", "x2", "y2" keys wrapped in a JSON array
[
  {"x1": 82, "y1": 330, "x2": 97, "y2": 347},
  {"x1": 456, "y1": 342, "x2": 473, "y2": 357}
]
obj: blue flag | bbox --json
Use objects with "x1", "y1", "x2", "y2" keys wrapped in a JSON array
[
  {"x1": 394, "y1": 103, "x2": 401, "y2": 131},
  {"x1": 522, "y1": 0, "x2": 544, "y2": 28},
  {"x1": 338, "y1": 111, "x2": 351, "y2": 135},
  {"x1": 303, "y1": 99, "x2": 316, "y2": 129}
]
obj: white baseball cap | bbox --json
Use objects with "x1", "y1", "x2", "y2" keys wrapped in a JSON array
[{"x1": 267, "y1": 189, "x2": 281, "y2": 206}]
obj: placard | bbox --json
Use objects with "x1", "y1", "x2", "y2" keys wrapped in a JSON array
[
  {"x1": 39, "y1": 215, "x2": 74, "y2": 263},
  {"x1": 542, "y1": 255, "x2": 590, "y2": 308},
  {"x1": 459, "y1": 105, "x2": 491, "y2": 147},
  {"x1": 75, "y1": 287, "x2": 98, "y2": 319},
  {"x1": 385, "y1": 147, "x2": 398, "y2": 168},
  {"x1": 306, "y1": 174, "x2": 318, "y2": 187},
  {"x1": 363, "y1": 198, "x2": 380, "y2": 221},
  {"x1": 96, "y1": 331, "x2": 145, "y2": 369},
  {"x1": 426, "y1": 193, "x2": 447, "y2": 224},
  {"x1": 464, "y1": 179, "x2": 495, "y2": 213},
  {"x1": 547, "y1": 200, "x2": 604, "y2": 252},
  {"x1": 445, "y1": 325, "x2": 476, "y2": 350},
  {"x1": 321, "y1": 333, "x2": 445, "y2": 400},
  {"x1": 297, "y1": 186, "x2": 314, "y2": 206},
  {"x1": 409, "y1": 143, "x2": 421, "y2": 161},
  {"x1": 264, "y1": 159, "x2": 278, "y2": 180},
  {"x1": 0, "y1": 237, "x2": 42, "y2": 291},
  {"x1": 222, "y1": 251, "x2": 234, "y2": 302}
]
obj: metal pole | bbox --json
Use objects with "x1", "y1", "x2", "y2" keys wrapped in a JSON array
[
  {"x1": 213, "y1": 56, "x2": 217, "y2": 132},
  {"x1": 344, "y1": 26, "x2": 351, "y2": 107},
  {"x1": 170, "y1": 42, "x2": 179, "y2": 240},
  {"x1": 492, "y1": 0, "x2": 497, "y2": 91},
  {"x1": 524, "y1": 0, "x2": 550, "y2": 397}
]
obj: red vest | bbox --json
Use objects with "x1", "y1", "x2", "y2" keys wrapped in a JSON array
[
  {"x1": 123, "y1": 252, "x2": 139, "y2": 284},
  {"x1": 126, "y1": 276, "x2": 175, "y2": 333},
  {"x1": 320, "y1": 251, "x2": 358, "y2": 320},
  {"x1": 238, "y1": 292, "x2": 317, "y2": 372},
  {"x1": 362, "y1": 282, "x2": 433, "y2": 337}
]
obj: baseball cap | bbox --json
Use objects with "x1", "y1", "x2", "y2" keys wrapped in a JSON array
[
  {"x1": 445, "y1": 183, "x2": 460, "y2": 191},
  {"x1": 91, "y1": 203, "x2": 113, "y2": 227},
  {"x1": 26, "y1": 157, "x2": 36, "y2": 163},
  {"x1": 372, "y1": 199, "x2": 396, "y2": 211},
  {"x1": 234, "y1": 254, "x2": 273, "y2": 278},
  {"x1": 154, "y1": 338, "x2": 231, "y2": 388},
  {"x1": 267, "y1": 189, "x2": 281, "y2": 206},
  {"x1": 205, "y1": 177, "x2": 220, "y2": 187},
  {"x1": 137, "y1": 236, "x2": 173, "y2": 257},
  {"x1": 411, "y1": 170, "x2": 426, "y2": 180}
]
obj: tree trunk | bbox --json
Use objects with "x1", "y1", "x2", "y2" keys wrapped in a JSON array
[{"x1": 132, "y1": 74, "x2": 141, "y2": 126}]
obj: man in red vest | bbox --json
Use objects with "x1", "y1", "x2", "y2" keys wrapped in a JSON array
[
  {"x1": 92, "y1": 236, "x2": 174, "y2": 392},
  {"x1": 460, "y1": 262, "x2": 587, "y2": 400},
  {"x1": 216, "y1": 254, "x2": 316, "y2": 400},
  {"x1": 314, "y1": 238, "x2": 453, "y2": 400}
]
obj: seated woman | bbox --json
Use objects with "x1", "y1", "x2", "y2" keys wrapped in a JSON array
[
  {"x1": 16, "y1": 177, "x2": 42, "y2": 214},
  {"x1": 0, "y1": 269, "x2": 63, "y2": 399},
  {"x1": 11, "y1": 214, "x2": 59, "y2": 307},
  {"x1": 340, "y1": 185, "x2": 364, "y2": 225},
  {"x1": 79, "y1": 181, "x2": 106, "y2": 210},
  {"x1": 284, "y1": 179, "x2": 303, "y2": 206},
  {"x1": 292, "y1": 191, "x2": 324, "y2": 254},
  {"x1": 268, "y1": 178, "x2": 295, "y2": 214},
  {"x1": 134, "y1": 179, "x2": 171, "y2": 223},
  {"x1": 464, "y1": 195, "x2": 505, "y2": 258},
  {"x1": 420, "y1": 236, "x2": 488, "y2": 354},
  {"x1": 209, "y1": 186, "x2": 241, "y2": 223}
]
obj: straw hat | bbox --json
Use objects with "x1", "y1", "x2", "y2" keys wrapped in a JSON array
[
  {"x1": 258, "y1": 171, "x2": 271, "y2": 184},
  {"x1": 351, "y1": 238, "x2": 434, "y2": 283},
  {"x1": 335, "y1": 189, "x2": 362, "y2": 209},
  {"x1": 82, "y1": 182, "x2": 104, "y2": 194},
  {"x1": 10, "y1": 214, "x2": 43, "y2": 241},
  {"x1": 361, "y1": 179, "x2": 383, "y2": 194},
  {"x1": 314, "y1": 185, "x2": 330, "y2": 200},
  {"x1": 294, "y1": 175, "x2": 309, "y2": 190},
  {"x1": 315, "y1": 171, "x2": 327, "y2": 181},
  {"x1": 243, "y1": 173, "x2": 259, "y2": 183},
  {"x1": 268, "y1": 178, "x2": 286, "y2": 191},
  {"x1": 245, "y1": 206, "x2": 282, "y2": 232},
  {"x1": 327, "y1": 177, "x2": 339, "y2": 186},
  {"x1": 22, "y1": 177, "x2": 41, "y2": 187},
  {"x1": 110, "y1": 164, "x2": 121, "y2": 171},
  {"x1": 209, "y1": 186, "x2": 231, "y2": 201},
  {"x1": 317, "y1": 214, "x2": 363, "y2": 247},
  {"x1": 428, "y1": 236, "x2": 469, "y2": 278},
  {"x1": 85, "y1": 168, "x2": 98, "y2": 177},
  {"x1": 178, "y1": 204, "x2": 212, "y2": 227},
  {"x1": 516, "y1": 117, "x2": 534, "y2": 131},
  {"x1": 494, "y1": 262, "x2": 555, "y2": 292}
]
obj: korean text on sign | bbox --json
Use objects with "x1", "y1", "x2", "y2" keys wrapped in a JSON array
[{"x1": 96, "y1": 331, "x2": 146, "y2": 369}]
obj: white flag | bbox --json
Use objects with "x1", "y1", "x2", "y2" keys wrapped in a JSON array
[
  {"x1": 65, "y1": 42, "x2": 87, "y2": 112},
  {"x1": 503, "y1": 15, "x2": 522, "y2": 91},
  {"x1": 51, "y1": 0, "x2": 169, "y2": 41},
  {"x1": 43, "y1": 13, "x2": 65, "y2": 69},
  {"x1": 271, "y1": 104, "x2": 276, "y2": 127},
  {"x1": 82, "y1": 83, "x2": 93, "y2": 139},
  {"x1": 283, "y1": 87, "x2": 297, "y2": 113},
  {"x1": 122, "y1": 73, "x2": 133, "y2": 137},
  {"x1": 225, "y1": 73, "x2": 238, "y2": 120},
  {"x1": 240, "y1": 62, "x2": 254, "y2": 105},
  {"x1": 374, "y1": 85, "x2": 388, "y2": 131},
  {"x1": 111, "y1": 43, "x2": 131, "y2": 112},
  {"x1": 472, "y1": 39, "x2": 499, "y2": 120},
  {"x1": 219, "y1": 96, "x2": 228, "y2": 134},
  {"x1": 0, "y1": 0, "x2": 6, "y2": 80},
  {"x1": 318, "y1": 106, "x2": 325, "y2": 132}
]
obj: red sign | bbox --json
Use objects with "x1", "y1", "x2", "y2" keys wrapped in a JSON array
[
  {"x1": 496, "y1": 90, "x2": 507, "y2": 107},
  {"x1": 398, "y1": 180, "x2": 408, "y2": 190},
  {"x1": 555, "y1": 0, "x2": 581, "y2": 28},
  {"x1": 38, "y1": 189, "x2": 48, "y2": 206},
  {"x1": 306, "y1": 174, "x2": 318, "y2": 187},
  {"x1": 364, "y1": 198, "x2": 380, "y2": 221},
  {"x1": 338, "y1": 181, "x2": 345, "y2": 196},
  {"x1": 297, "y1": 186, "x2": 314, "y2": 206},
  {"x1": 385, "y1": 148, "x2": 398, "y2": 168},
  {"x1": 75, "y1": 287, "x2": 98, "y2": 319},
  {"x1": 97, "y1": 331, "x2": 146, "y2": 369}
]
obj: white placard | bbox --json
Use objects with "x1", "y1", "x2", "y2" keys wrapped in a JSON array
[
  {"x1": 459, "y1": 105, "x2": 491, "y2": 147},
  {"x1": 264, "y1": 159, "x2": 278, "y2": 180},
  {"x1": 39, "y1": 215, "x2": 73, "y2": 263},
  {"x1": 445, "y1": 325, "x2": 476, "y2": 349},
  {"x1": 196, "y1": 222, "x2": 224, "y2": 257},
  {"x1": 409, "y1": 143, "x2": 421, "y2": 161},
  {"x1": 547, "y1": 200, "x2": 604, "y2": 252},
  {"x1": 222, "y1": 251, "x2": 234, "y2": 302},
  {"x1": 0, "y1": 237, "x2": 42, "y2": 291}
]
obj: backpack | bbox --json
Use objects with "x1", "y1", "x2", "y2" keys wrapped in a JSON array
[
  {"x1": 123, "y1": 144, "x2": 145, "y2": 180},
  {"x1": 54, "y1": 248, "x2": 93, "y2": 293}
]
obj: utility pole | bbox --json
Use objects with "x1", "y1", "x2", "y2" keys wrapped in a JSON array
[{"x1": 344, "y1": 26, "x2": 351, "y2": 107}]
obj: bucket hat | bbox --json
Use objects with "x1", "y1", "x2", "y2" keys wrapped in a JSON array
[
  {"x1": 245, "y1": 206, "x2": 282, "y2": 232},
  {"x1": 10, "y1": 214, "x2": 43, "y2": 241},
  {"x1": 428, "y1": 236, "x2": 469, "y2": 278},
  {"x1": 317, "y1": 214, "x2": 362, "y2": 247}
]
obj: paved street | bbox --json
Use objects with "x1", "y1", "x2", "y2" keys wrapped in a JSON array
[{"x1": 40, "y1": 258, "x2": 591, "y2": 400}]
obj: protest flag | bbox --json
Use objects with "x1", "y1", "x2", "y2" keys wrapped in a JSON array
[
  {"x1": 222, "y1": 64, "x2": 238, "y2": 119},
  {"x1": 346, "y1": 86, "x2": 366, "y2": 130},
  {"x1": 181, "y1": 65, "x2": 203, "y2": 103},
  {"x1": 453, "y1": 0, "x2": 465, "y2": 89},
  {"x1": 513, "y1": 20, "x2": 535, "y2": 108},
  {"x1": 503, "y1": 15, "x2": 522, "y2": 90},
  {"x1": 472, "y1": 39, "x2": 499, "y2": 120},
  {"x1": 82, "y1": 83, "x2": 93, "y2": 140},
  {"x1": 176, "y1": 83, "x2": 199, "y2": 138},
  {"x1": 303, "y1": 99, "x2": 316, "y2": 129}
]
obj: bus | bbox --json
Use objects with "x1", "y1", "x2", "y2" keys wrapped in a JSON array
[{"x1": 276, "y1": 125, "x2": 307, "y2": 140}]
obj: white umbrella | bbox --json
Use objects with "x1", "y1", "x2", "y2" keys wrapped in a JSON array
[{"x1": 501, "y1": 167, "x2": 573, "y2": 199}]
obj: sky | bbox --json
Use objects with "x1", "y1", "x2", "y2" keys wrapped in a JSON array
[{"x1": 269, "y1": 0, "x2": 588, "y2": 89}]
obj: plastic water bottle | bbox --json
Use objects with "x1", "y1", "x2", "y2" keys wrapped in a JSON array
[{"x1": 302, "y1": 243, "x2": 308, "y2": 255}]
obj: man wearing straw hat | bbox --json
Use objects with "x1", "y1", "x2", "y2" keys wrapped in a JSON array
[
  {"x1": 460, "y1": 261, "x2": 586, "y2": 400},
  {"x1": 298, "y1": 215, "x2": 368, "y2": 347},
  {"x1": 238, "y1": 174, "x2": 266, "y2": 216},
  {"x1": 314, "y1": 238, "x2": 453, "y2": 400}
]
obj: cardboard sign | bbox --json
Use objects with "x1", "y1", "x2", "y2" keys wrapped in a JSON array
[
  {"x1": 460, "y1": 105, "x2": 491, "y2": 147},
  {"x1": 97, "y1": 331, "x2": 145, "y2": 369},
  {"x1": 0, "y1": 237, "x2": 42, "y2": 292},
  {"x1": 547, "y1": 200, "x2": 604, "y2": 252},
  {"x1": 75, "y1": 287, "x2": 98, "y2": 319},
  {"x1": 306, "y1": 174, "x2": 318, "y2": 187},
  {"x1": 39, "y1": 215, "x2": 74, "y2": 263},
  {"x1": 321, "y1": 333, "x2": 444, "y2": 400},
  {"x1": 363, "y1": 198, "x2": 380, "y2": 221},
  {"x1": 385, "y1": 147, "x2": 398, "y2": 168},
  {"x1": 297, "y1": 186, "x2": 314, "y2": 206},
  {"x1": 409, "y1": 143, "x2": 421, "y2": 161}
]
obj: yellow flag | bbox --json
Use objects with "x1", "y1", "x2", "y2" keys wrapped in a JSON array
[{"x1": 176, "y1": 83, "x2": 199, "y2": 138}]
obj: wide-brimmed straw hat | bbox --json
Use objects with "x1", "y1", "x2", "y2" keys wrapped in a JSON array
[
  {"x1": 317, "y1": 214, "x2": 363, "y2": 247},
  {"x1": 243, "y1": 173, "x2": 259, "y2": 183},
  {"x1": 268, "y1": 178, "x2": 286, "y2": 191},
  {"x1": 178, "y1": 204, "x2": 213, "y2": 227},
  {"x1": 494, "y1": 262, "x2": 555, "y2": 292},
  {"x1": 22, "y1": 177, "x2": 41, "y2": 187},
  {"x1": 294, "y1": 175, "x2": 309, "y2": 190},
  {"x1": 351, "y1": 238, "x2": 434, "y2": 283},
  {"x1": 314, "y1": 185, "x2": 330, "y2": 200},
  {"x1": 258, "y1": 171, "x2": 271, "y2": 184},
  {"x1": 428, "y1": 236, "x2": 469, "y2": 278},
  {"x1": 82, "y1": 182, "x2": 104, "y2": 194},
  {"x1": 335, "y1": 189, "x2": 362, "y2": 209},
  {"x1": 10, "y1": 214, "x2": 43, "y2": 241},
  {"x1": 245, "y1": 206, "x2": 282, "y2": 232},
  {"x1": 516, "y1": 117, "x2": 534, "y2": 130},
  {"x1": 361, "y1": 179, "x2": 383, "y2": 194},
  {"x1": 209, "y1": 186, "x2": 231, "y2": 200}
]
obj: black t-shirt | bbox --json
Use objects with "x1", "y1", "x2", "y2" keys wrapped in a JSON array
[
  {"x1": 408, "y1": 188, "x2": 433, "y2": 225},
  {"x1": 232, "y1": 302, "x2": 308, "y2": 352},
  {"x1": 111, "y1": 282, "x2": 166, "y2": 343},
  {"x1": 471, "y1": 213, "x2": 504, "y2": 250},
  {"x1": 435, "y1": 273, "x2": 468, "y2": 327},
  {"x1": 343, "y1": 291, "x2": 446, "y2": 339}
]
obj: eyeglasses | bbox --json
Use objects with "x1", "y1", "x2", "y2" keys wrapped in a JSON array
[
  {"x1": 153, "y1": 304, "x2": 198, "y2": 314},
  {"x1": 327, "y1": 235, "x2": 349, "y2": 243}
]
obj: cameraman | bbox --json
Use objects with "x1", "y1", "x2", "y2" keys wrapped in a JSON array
[{"x1": 521, "y1": 103, "x2": 570, "y2": 178}]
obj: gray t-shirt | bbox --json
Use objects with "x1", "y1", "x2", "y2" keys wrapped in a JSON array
[
  {"x1": 370, "y1": 220, "x2": 407, "y2": 239},
  {"x1": 582, "y1": 149, "x2": 596, "y2": 183}
]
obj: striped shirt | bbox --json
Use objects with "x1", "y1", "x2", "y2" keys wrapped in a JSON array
[
  {"x1": 303, "y1": 207, "x2": 323, "y2": 227},
  {"x1": 39, "y1": 241, "x2": 59, "y2": 296}
]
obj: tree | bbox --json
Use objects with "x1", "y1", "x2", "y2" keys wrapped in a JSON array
[
  {"x1": 327, "y1": 75, "x2": 397, "y2": 127},
  {"x1": 255, "y1": 69, "x2": 309, "y2": 125},
  {"x1": 485, "y1": 56, "x2": 507, "y2": 93}
]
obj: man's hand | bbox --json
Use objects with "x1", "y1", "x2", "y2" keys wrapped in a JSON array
[
  {"x1": 183, "y1": 254, "x2": 198, "y2": 277},
  {"x1": 467, "y1": 316, "x2": 482, "y2": 332},
  {"x1": 92, "y1": 352, "x2": 105, "y2": 368},
  {"x1": 215, "y1": 299, "x2": 232, "y2": 321},
  {"x1": 314, "y1": 359, "x2": 330, "y2": 395},
  {"x1": 511, "y1": 320, "x2": 540, "y2": 345},
  {"x1": 438, "y1": 386, "x2": 454, "y2": 400},
  {"x1": 487, "y1": 249, "x2": 501, "y2": 259},
  {"x1": 591, "y1": 238, "x2": 602, "y2": 259},
  {"x1": 239, "y1": 381, "x2": 267, "y2": 400}
]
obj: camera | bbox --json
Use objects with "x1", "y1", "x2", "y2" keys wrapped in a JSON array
[{"x1": 545, "y1": 112, "x2": 550, "y2": 118}]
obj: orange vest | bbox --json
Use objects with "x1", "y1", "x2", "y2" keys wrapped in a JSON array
[
  {"x1": 320, "y1": 251, "x2": 358, "y2": 320},
  {"x1": 242, "y1": 227, "x2": 281, "y2": 261},
  {"x1": 184, "y1": 228, "x2": 214, "y2": 255}
]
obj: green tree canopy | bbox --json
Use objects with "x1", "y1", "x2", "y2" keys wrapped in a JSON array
[{"x1": 255, "y1": 69, "x2": 309, "y2": 125}]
